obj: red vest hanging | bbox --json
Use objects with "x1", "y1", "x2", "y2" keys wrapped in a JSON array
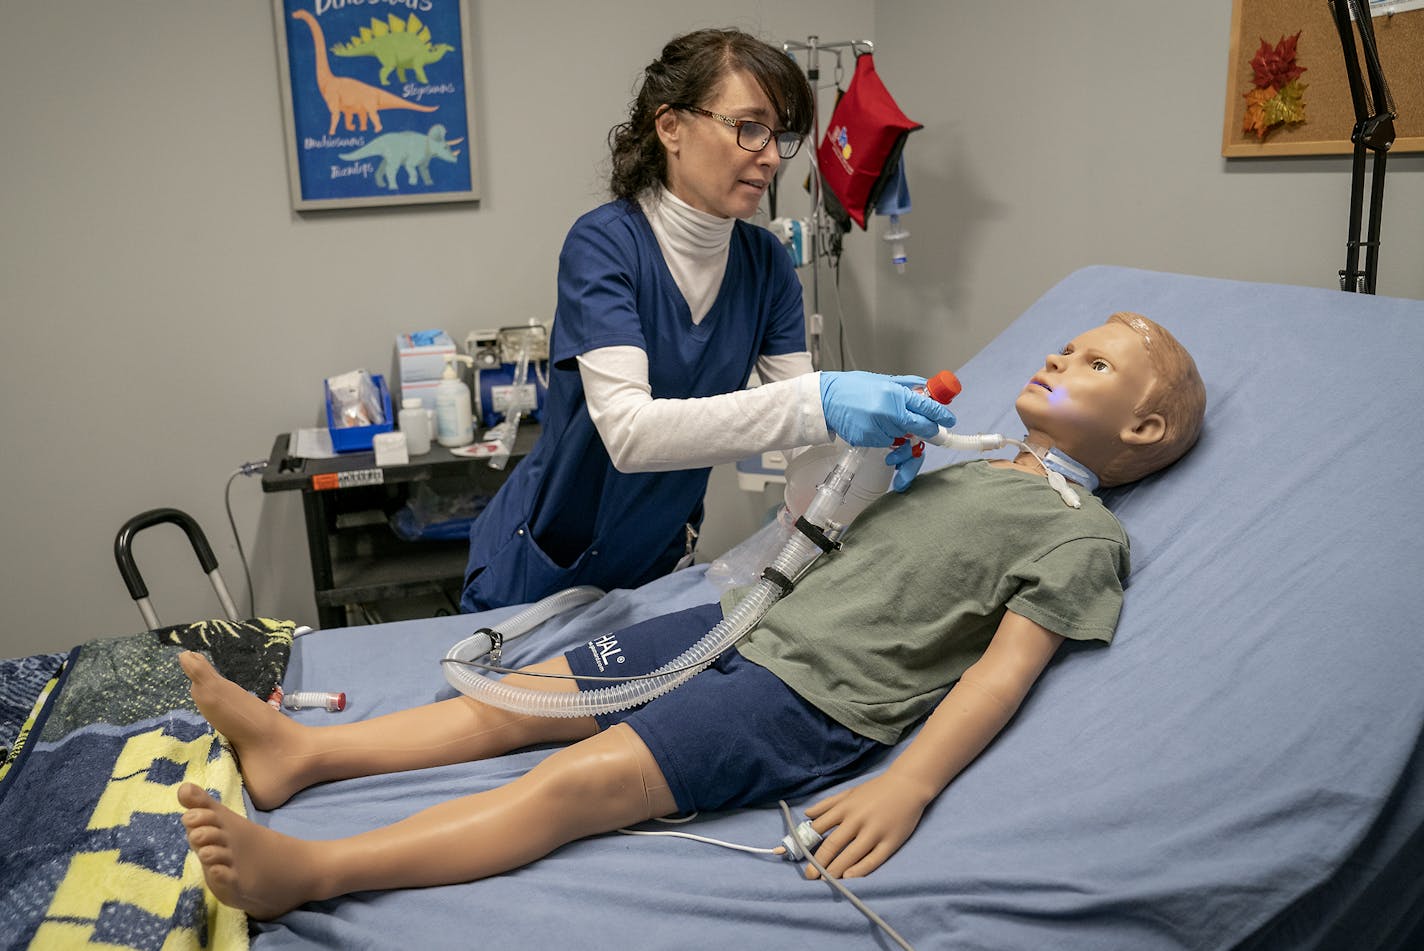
[{"x1": 817, "y1": 53, "x2": 922, "y2": 230}]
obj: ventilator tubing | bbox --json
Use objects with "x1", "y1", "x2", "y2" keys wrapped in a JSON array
[
  {"x1": 443, "y1": 445, "x2": 885, "y2": 719},
  {"x1": 927, "y1": 429, "x2": 1009, "y2": 452},
  {"x1": 443, "y1": 584, "x2": 604, "y2": 680}
]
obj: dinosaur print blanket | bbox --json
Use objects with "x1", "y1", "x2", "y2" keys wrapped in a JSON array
[{"x1": 0, "y1": 618, "x2": 293, "y2": 950}]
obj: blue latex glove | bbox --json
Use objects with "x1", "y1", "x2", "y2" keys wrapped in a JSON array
[
  {"x1": 819, "y1": 371, "x2": 957, "y2": 446},
  {"x1": 886, "y1": 440, "x2": 925, "y2": 493}
]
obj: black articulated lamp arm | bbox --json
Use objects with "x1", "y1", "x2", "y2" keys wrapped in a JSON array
[{"x1": 1327, "y1": 0, "x2": 1397, "y2": 294}]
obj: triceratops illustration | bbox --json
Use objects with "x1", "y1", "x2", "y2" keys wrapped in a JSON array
[
  {"x1": 339, "y1": 125, "x2": 464, "y2": 191},
  {"x1": 333, "y1": 14, "x2": 456, "y2": 87}
]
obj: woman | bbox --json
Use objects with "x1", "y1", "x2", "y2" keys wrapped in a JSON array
[{"x1": 460, "y1": 28, "x2": 955, "y2": 612}]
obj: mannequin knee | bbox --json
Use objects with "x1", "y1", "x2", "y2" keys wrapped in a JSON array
[{"x1": 526, "y1": 727, "x2": 665, "y2": 828}]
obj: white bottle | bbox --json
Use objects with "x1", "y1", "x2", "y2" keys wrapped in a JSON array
[
  {"x1": 399, "y1": 397, "x2": 432, "y2": 456},
  {"x1": 435, "y1": 354, "x2": 475, "y2": 448}
]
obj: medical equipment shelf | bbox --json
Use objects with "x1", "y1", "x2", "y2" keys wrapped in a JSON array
[{"x1": 261, "y1": 426, "x2": 539, "y2": 629}]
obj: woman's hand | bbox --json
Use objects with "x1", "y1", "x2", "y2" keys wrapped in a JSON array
[
  {"x1": 819, "y1": 372, "x2": 957, "y2": 446},
  {"x1": 801, "y1": 773, "x2": 936, "y2": 879},
  {"x1": 884, "y1": 439, "x2": 925, "y2": 492}
]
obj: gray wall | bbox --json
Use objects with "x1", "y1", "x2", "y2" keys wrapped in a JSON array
[
  {"x1": 2, "y1": 1, "x2": 1418, "y2": 658},
  {"x1": 869, "y1": 1, "x2": 1423, "y2": 373}
]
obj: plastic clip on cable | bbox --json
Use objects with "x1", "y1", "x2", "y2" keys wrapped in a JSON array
[{"x1": 780, "y1": 820, "x2": 824, "y2": 861}]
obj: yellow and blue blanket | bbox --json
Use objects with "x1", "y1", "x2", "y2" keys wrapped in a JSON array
[{"x1": 0, "y1": 619, "x2": 293, "y2": 950}]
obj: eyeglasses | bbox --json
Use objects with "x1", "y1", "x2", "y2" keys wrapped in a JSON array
[{"x1": 673, "y1": 105, "x2": 804, "y2": 159}]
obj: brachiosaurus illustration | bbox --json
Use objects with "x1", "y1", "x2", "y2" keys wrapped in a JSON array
[{"x1": 290, "y1": 9, "x2": 436, "y2": 136}]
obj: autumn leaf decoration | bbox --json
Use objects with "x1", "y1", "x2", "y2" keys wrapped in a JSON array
[{"x1": 1243, "y1": 32, "x2": 1308, "y2": 140}]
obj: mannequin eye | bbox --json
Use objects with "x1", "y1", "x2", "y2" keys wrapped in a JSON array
[{"x1": 1091, "y1": 358, "x2": 1110, "y2": 372}]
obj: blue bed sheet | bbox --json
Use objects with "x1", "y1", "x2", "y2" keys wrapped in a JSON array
[{"x1": 253, "y1": 267, "x2": 1424, "y2": 950}]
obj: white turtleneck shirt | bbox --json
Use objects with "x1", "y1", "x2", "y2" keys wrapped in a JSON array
[{"x1": 575, "y1": 187, "x2": 829, "y2": 472}]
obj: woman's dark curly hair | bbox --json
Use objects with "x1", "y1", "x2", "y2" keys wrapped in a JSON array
[{"x1": 607, "y1": 28, "x2": 813, "y2": 202}]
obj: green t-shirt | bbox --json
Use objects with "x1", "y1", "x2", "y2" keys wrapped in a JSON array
[{"x1": 732, "y1": 461, "x2": 1130, "y2": 745}]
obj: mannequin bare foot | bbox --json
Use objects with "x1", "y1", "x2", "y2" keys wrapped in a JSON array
[
  {"x1": 179, "y1": 651, "x2": 317, "y2": 809},
  {"x1": 178, "y1": 782, "x2": 323, "y2": 920}
]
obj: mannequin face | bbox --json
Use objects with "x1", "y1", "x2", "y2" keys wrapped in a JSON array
[
  {"x1": 657, "y1": 69, "x2": 781, "y2": 219},
  {"x1": 1015, "y1": 321, "x2": 1166, "y2": 468}
]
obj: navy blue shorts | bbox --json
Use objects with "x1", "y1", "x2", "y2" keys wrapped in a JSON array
[{"x1": 564, "y1": 602, "x2": 888, "y2": 815}]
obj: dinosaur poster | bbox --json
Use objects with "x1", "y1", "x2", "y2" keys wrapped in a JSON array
[{"x1": 274, "y1": 0, "x2": 479, "y2": 210}]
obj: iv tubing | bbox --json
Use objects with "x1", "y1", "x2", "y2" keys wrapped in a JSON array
[
  {"x1": 443, "y1": 445, "x2": 877, "y2": 718},
  {"x1": 488, "y1": 342, "x2": 531, "y2": 471}
]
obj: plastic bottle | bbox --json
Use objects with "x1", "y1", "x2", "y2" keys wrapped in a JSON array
[
  {"x1": 283, "y1": 690, "x2": 346, "y2": 712},
  {"x1": 399, "y1": 397, "x2": 432, "y2": 455},
  {"x1": 919, "y1": 369, "x2": 962, "y2": 404},
  {"x1": 884, "y1": 214, "x2": 910, "y2": 273},
  {"x1": 435, "y1": 354, "x2": 476, "y2": 448}
]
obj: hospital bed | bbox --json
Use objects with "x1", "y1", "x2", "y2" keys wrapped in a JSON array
[{"x1": 4, "y1": 265, "x2": 1422, "y2": 950}]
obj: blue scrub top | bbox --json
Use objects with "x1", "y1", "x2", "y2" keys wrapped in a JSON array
[{"x1": 460, "y1": 199, "x2": 806, "y2": 612}]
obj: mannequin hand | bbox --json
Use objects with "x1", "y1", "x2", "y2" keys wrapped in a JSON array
[
  {"x1": 819, "y1": 372, "x2": 957, "y2": 446},
  {"x1": 886, "y1": 440, "x2": 925, "y2": 493},
  {"x1": 801, "y1": 773, "x2": 934, "y2": 879}
]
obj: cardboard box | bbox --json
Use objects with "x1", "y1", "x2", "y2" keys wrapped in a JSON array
[{"x1": 394, "y1": 331, "x2": 457, "y2": 407}]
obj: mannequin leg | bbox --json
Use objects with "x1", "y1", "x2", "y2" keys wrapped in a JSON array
[
  {"x1": 179, "y1": 650, "x2": 595, "y2": 810},
  {"x1": 180, "y1": 723, "x2": 677, "y2": 920}
]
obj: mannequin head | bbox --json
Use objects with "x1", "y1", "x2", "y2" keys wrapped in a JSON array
[{"x1": 1016, "y1": 312, "x2": 1205, "y2": 487}]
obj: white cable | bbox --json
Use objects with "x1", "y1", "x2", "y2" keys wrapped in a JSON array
[
  {"x1": 225, "y1": 460, "x2": 267, "y2": 618},
  {"x1": 777, "y1": 801, "x2": 916, "y2": 951},
  {"x1": 829, "y1": 253, "x2": 861, "y2": 371},
  {"x1": 615, "y1": 827, "x2": 782, "y2": 856}
]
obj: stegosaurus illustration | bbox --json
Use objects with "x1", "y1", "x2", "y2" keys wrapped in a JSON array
[{"x1": 332, "y1": 14, "x2": 456, "y2": 87}]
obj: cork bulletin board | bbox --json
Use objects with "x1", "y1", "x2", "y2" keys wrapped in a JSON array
[{"x1": 1223, "y1": 0, "x2": 1424, "y2": 156}]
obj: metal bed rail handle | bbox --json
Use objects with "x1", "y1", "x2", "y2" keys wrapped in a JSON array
[{"x1": 114, "y1": 507, "x2": 239, "y2": 629}]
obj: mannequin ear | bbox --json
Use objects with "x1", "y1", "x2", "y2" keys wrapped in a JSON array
[
  {"x1": 654, "y1": 104, "x2": 680, "y2": 154},
  {"x1": 1122, "y1": 412, "x2": 1166, "y2": 447}
]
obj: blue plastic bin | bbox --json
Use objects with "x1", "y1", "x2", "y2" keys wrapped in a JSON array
[{"x1": 325, "y1": 373, "x2": 394, "y2": 452}]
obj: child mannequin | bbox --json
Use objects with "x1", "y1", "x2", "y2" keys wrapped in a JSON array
[{"x1": 177, "y1": 312, "x2": 1205, "y2": 919}]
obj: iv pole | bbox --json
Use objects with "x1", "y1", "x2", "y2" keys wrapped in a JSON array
[
  {"x1": 1326, "y1": 0, "x2": 1396, "y2": 294},
  {"x1": 782, "y1": 36, "x2": 874, "y2": 369}
]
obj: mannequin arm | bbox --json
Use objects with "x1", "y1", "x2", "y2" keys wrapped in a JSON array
[{"x1": 802, "y1": 611, "x2": 1064, "y2": 879}]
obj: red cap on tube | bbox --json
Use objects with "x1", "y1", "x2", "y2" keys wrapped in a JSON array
[{"x1": 925, "y1": 370, "x2": 962, "y2": 404}]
